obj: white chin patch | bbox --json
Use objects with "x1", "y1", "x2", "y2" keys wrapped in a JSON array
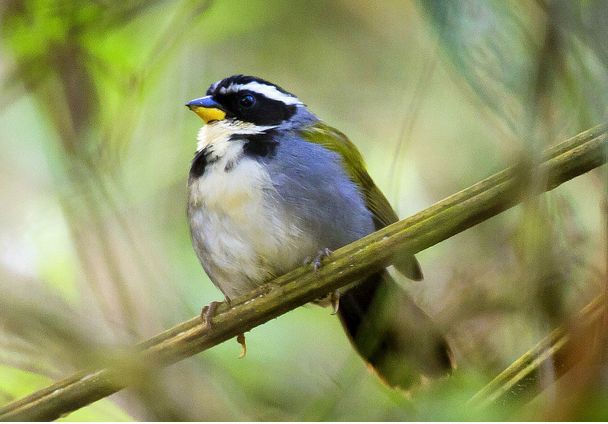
[
  {"x1": 196, "y1": 120, "x2": 276, "y2": 160},
  {"x1": 219, "y1": 82, "x2": 302, "y2": 106}
]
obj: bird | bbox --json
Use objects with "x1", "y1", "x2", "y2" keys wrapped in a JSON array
[{"x1": 185, "y1": 75, "x2": 453, "y2": 389}]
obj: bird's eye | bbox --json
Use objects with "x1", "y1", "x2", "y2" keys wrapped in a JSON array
[{"x1": 239, "y1": 94, "x2": 256, "y2": 109}]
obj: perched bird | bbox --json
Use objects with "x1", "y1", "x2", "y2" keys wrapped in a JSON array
[{"x1": 186, "y1": 75, "x2": 453, "y2": 388}]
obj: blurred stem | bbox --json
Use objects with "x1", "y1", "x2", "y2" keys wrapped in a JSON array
[
  {"x1": 0, "y1": 124, "x2": 606, "y2": 421},
  {"x1": 603, "y1": 184, "x2": 608, "y2": 364},
  {"x1": 469, "y1": 293, "x2": 605, "y2": 410},
  {"x1": 388, "y1": 44, "x2": 438, "y2": 202}
]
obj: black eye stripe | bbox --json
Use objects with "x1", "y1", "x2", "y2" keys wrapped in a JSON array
[{"x1": 211, "y1": 90, "x2": 296, "y2": 126}]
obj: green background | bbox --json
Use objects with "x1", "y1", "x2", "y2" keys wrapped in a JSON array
[{"x1": 0, "y1": 0, "x2": 606, "y2": 420}]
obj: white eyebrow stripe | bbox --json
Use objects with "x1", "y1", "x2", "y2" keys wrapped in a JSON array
[
  {"x1": 209, "y1": 81, "x2": 220, "y2": 92},
  {"x1": 219, "y1": 82, "x2": 302, "y2": 105}
]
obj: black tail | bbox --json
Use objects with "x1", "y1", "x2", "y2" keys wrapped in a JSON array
[{"x1": 338, "y1": 270, "x2": 454, "y2": 389}]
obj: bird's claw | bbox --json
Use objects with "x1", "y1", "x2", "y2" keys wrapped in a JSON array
[
  {"x1": 304, "y1": 248, "x2": 333, "y2": 271},
  {"x1": 237, "y1": 333, "x2": 247, "y2": 358},
  {"x1": 330, "y1": 290, "x2": 340, "y2": 315}
]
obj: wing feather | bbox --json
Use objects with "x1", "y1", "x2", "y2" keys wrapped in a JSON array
[{"x1": 300, "y1": 122, "x2": 422, "y2": 280}]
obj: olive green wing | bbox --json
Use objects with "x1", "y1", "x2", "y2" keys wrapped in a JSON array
[{"x1": 299, "y1": 122, "x2": 423, "y2": 280}]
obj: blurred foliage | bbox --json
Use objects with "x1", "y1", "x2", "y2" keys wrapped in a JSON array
[{"x1": 0, "y1": 0, "x2": 606, "y2": 420}]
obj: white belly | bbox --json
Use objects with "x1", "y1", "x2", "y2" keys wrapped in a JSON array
[{"x1": 188, "y1": 150, "x2": 315, "y2": 298}]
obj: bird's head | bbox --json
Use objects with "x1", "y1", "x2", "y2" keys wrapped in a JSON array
[{"x1": 186, "y1": 75, "x2": 305, "y2": 127}]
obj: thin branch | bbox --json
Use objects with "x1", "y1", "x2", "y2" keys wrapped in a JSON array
[
  {"x1": 0, "y1": 124, "x2": 606, "y2": 421},
  {"x1": 469, "y1": 293, "x2": 605, "y2": 409}
]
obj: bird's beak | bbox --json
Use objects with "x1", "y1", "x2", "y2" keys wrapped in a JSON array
[{"x1": 186, "y1": 96, "x2": 226, "y2": 124}]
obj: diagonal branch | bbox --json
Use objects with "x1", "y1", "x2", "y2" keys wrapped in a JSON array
[
  {"x1": 1, "y1": 124, "x2": 606, "y2": 421},
  {"x1": 469, "y1": 294, "x2": 606, "y2": 410}
]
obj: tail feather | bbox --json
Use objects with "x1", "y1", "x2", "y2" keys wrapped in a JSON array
[{"x1": 338, "y1": 269, "x2": 453, "y2": 389}]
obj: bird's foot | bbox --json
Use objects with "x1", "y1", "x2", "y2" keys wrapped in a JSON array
[
  {"x1": 304, "y1": 248, "x2": 333, "y2": 271},
  {"x1": 200, "y1": 297, "x2": 231, "y2": 328},
  {"x1": 236, "y1": 333, "x2": 247, "y2": 358}
]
